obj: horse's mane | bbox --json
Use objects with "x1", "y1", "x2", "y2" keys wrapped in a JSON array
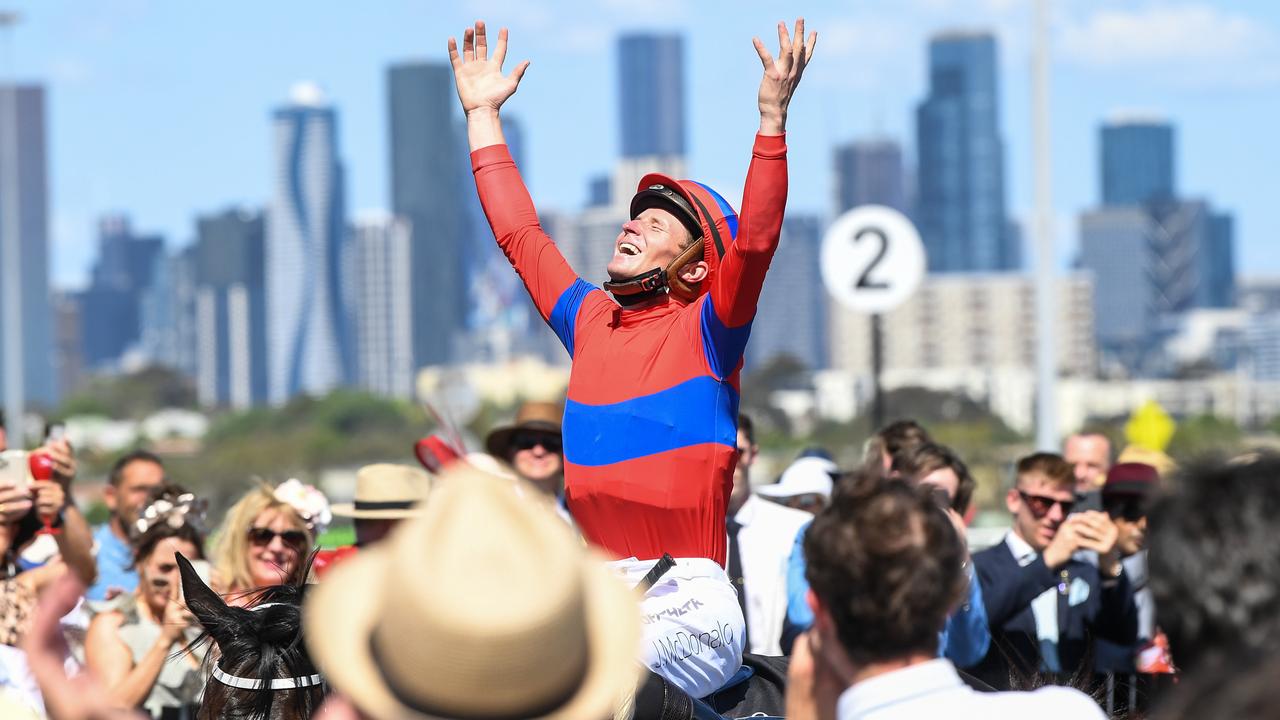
[{"x1": 177, "y1": 553, "x2": 324, "y2": 720}]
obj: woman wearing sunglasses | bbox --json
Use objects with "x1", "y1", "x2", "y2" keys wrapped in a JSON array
[{"x1": 212, "y1": 480, "x2": 327, "y2": 605}]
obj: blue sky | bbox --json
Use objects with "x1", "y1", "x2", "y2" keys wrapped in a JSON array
[{"x1": 11, "y1": 0, "x2": 1280, "y2": 289}]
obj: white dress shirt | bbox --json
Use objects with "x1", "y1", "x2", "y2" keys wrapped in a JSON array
[
  {"x1": 836, "y1": 658, "x2": 1106, "y2": 720},
  {"x1": 732, "y1": 493, "x2": 812, "y2": 655}
]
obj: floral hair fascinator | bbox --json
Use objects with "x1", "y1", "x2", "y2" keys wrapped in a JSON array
[
  {"x1": 135, "y1": 492, "x2": 208, "y2": 536},
  {"x1": 274, "y1": 479, "x2": 332, "y2": 536}
]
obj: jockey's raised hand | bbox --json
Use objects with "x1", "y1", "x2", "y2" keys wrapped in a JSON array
[
  {"x1": 753, "y1": 18, "x2": 817, "y2": 135},
  {"x1": 449, "y1": 21, "x2": 529, "y2": 150}
]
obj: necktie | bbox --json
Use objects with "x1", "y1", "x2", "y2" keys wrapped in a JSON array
[{"x1": 727, "y1": 518, "x2": 750, "y2": 650}]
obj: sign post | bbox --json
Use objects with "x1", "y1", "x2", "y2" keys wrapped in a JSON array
[{"x1": 821, "y1": 205, "x2": 926, "y2": 431}]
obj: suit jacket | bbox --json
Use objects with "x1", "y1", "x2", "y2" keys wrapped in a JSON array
[
  {"x1": 733, "y1": 494, "x2": 812, "y2": 655},
  {"x1": 972, "y1": 533, "x2": 1139, "y2": 689}
]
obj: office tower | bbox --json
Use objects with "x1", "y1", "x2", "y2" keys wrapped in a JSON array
[
  {"x1": 140, "y1": 246, "x2": 197, "y2": 376},
  {"x1": 915, "y1": 31, "x2": 1017, "y2": 272},
  {"x1": 1100, "y1": 116, "x2": 1174, "y2": 206},
  {"x1": 347, "y1": 214, "x2": 414, "y2": 398},
  {"x1": 0, "y1": 85, "x2": 54, "y2": 410},
  {"x1": 618, "y1": 33, "x2": 685, "y2": 159},
  {"x1": 51, "y1": 292, "x2": 84, "y2": 399},
  {"x1": 1079, "y1": 199, "x2": 1234, "y2": 375},
  {"x1": 194, "y1": 208, "x2": 267, "y2": 408},
  {"x1": 266, "y1": 83, "x2": 350, "y2": 403},
  {"x1": 79, "y1": 215, "x2": 165, "y2": 369},
  {"x1": 747, "y1": 215, "x2": 828, "y2": 370},
  {"x1": 388, "y1": 62, "x2": 468, "y2": 368},
  {"x1": 1078, "y1": 207, "x2": 1151, "y2": 372},
  {"x1": 833, "y1": 138, "x2": 906, "y2": 213}
]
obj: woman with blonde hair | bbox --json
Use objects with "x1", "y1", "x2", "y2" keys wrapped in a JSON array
[{"x1": 213, "y1": 480, "x2": 328, "y2": 604}]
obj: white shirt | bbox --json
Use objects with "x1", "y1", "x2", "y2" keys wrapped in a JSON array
[
  {"x1": 836, "y1": 658, "x2": 1106, "y2": 720},
  {"x1": 1004, "y1": 531, "x2": 1061, "y2": 661},
  {"x1": 732, "y1": 493, "x2": 812, "y2": 655}
]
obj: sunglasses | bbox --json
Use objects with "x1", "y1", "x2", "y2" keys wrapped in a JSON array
[
  {"x1": 512, "y1": 431, "x2": 561, "y2": 453},
  {"x1": 1018, "y1": 490, "x2": 1075, "y2": 518},
  {"x1": 247, "y1": 527, "x2": 309, "y2": 549},
  {"x1": 1105, "y1": 498, "x2": 1147, "y2": 522}
]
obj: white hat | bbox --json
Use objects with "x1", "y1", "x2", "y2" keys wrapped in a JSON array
[{"x1": 757, "y1": 457, "x2": 839, "y2": 499}]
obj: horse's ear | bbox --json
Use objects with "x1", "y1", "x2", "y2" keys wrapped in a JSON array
[{"x1": 177, "y1": 552, "x2": 236, "y2": 646}]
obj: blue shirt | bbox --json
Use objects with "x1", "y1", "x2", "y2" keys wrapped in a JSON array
[
  {"x1": 784, "y1": 520, "x2": 991, "y2": 667},
  {"x1": 85, "y1": 523, "x2": 137, "y2": 601}
]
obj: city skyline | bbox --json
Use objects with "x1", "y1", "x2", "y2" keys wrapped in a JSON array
[{"x1": 6, "y1": 0, "x2": 1276, "y2": 291}]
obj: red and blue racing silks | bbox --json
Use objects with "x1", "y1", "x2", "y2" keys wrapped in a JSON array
[{"x1": 471, "y1": 133, "x2": 788, "y2": 565}]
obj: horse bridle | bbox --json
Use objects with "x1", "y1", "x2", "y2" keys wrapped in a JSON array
[{"x1": 210, "y1": 602, "x2": 325, "y2": 692}]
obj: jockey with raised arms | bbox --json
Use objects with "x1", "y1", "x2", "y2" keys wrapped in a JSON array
[{"x1": 448, "y1": 18, "x2": 816, "y2": 698}]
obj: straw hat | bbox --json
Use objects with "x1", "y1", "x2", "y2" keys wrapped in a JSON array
[
  {"x1": 306, "y1": 466, "x2": 642, "y2": 720},
  {"x1": 331, "y1": 464, "x2": 431, "y2": 520},
  {"x1": 484, "y1": 401, "x2": 562, "y2": 459}
]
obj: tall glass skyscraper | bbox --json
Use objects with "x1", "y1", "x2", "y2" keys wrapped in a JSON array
[
  {"x1": 915, "y1": 32, "x2": 1017, "y2": 272},
  {"x1": 618, "y1": 33, "x2": 686, "y2": 159},
  {"x1": 834, "y1": 138, "x2": 906, "y2": 214},
  {"x1": 266, "y1": 83, "x2": 350, "y2": 404},
  {"x1": 1100, "y1": 117, "x2": 1174, "y2": 206},
  {"x1": 0, "y1": 84, "x2": 54, "y2": 409},
  {"x1": 195, "y1": 208, "x2": 267, "y2": 408},
  {"x1": 388, "y1": 62, "x2": 468, "y2": 367}
]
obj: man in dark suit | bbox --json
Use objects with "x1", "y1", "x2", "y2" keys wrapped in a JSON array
[{"x1": 972, "y1": 453, "x2": 1138, "y2": 689}]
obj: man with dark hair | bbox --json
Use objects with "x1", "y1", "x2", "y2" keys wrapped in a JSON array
[
  {"x1": 972, "y1": 452, "x2": 1138, "y2": 688},
  {"x1": 86, "y1": 450, "x2": 166, "y2": 601},
  {"x1": 1147, "y1": 454, "x2": 1280, "y2": 676},
  {"x1": 728, "y1": 412, "x2": 811, "y2": 655},
  {"x1": 791, "y1": 474, "x2": 1104, "y2": 718}
]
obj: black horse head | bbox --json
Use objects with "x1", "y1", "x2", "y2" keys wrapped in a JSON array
[{"x1": 177, "y1": 553, "x2": 324, "y2": 720}]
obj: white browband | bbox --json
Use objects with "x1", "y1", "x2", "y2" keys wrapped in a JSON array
[{"x1": 211, "y1": 665, "x2": 324, "y2": 691}]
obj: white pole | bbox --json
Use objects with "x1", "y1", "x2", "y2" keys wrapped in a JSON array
[
  {"x1": 1032, "y1": 0, "x2": 1059, "y2": 450},
  {"x1": 0, "y1": 11, "x2": 24, "y2": 447}
]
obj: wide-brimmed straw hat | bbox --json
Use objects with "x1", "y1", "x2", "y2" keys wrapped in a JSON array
[
  {"x1": 330, "y1": 464, "x2": 431, "y2": 520},
  {"x1": 484, "y1": 401, "x2": 563, "y2": 459},
  {"x1": 306, "y1": 465, "x2": 642, "y2": 720}
]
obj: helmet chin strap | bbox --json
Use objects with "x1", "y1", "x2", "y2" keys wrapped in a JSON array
[{"x1": 603, "y1": 240, "x2": 704, "y2": 307}]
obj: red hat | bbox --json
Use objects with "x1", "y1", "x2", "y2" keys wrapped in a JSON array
[
  {"x1": 630, "y1": 174, "x2": 738, "y2": 301},
  {"x1": 1103, "y1": 462, "x2": 1159, "y2": 498}
]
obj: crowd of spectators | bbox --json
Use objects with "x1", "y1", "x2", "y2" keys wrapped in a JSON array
[{"x1": 0, "y1": 400, "x2": 1274, "y2": 719}]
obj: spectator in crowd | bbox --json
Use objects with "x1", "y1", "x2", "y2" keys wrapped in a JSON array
[
  {"x1": 1, "y1": 470, "x2": 96, "y2": 647},
  {"x1": 86, "y1": 451, "x2": 166, "y2": 602},
  {"x1": 483, "y1": 400, "x2": 564, "y2": 498},
  {"x1": 330, "y1": 464, "x2": 431, "y2": 548},
  {"x1": 972, "y1": 452, "x2": 1138, "y2": 688},
  {"x1": 891, "y1": 441, "x2": 990, "y2": 668},
  {"x1": 862, "y1": 418, "x2": 931, "y2": 474},
  {"x1": 85, "y1": 485, "x2": 207, "y2": 718},
  {"x1": 728, "y1": 413, "x2": 811, "y2": 656},
  {"x1": 1094, "y1": 462, "x2": 1162, "y2": 673},
  {"x1": 305, "y1": 465, "x2": 642, "y2": 720},
  {"x1": 213, "y1": 483, "x2": 318, "y2": 603},
  {"x1": 1064, "y1": 431, "x2": 1112, "y2": 506},
  {"x1": 1145, "y1": 454, "x2": 1280, "y2": 718},
  {"x1": 758, "y1": 456, "x2": 838, "y2": 514},
  {"x1": 788, "y1": 473, "x2": 1105, "y2": 719},
  {"x1": 1147, "y1": 454, "x2": 1280, "y2": 678},
  {"x1": 782, "y1": 419, "x2": 930, "y2": 653}
]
